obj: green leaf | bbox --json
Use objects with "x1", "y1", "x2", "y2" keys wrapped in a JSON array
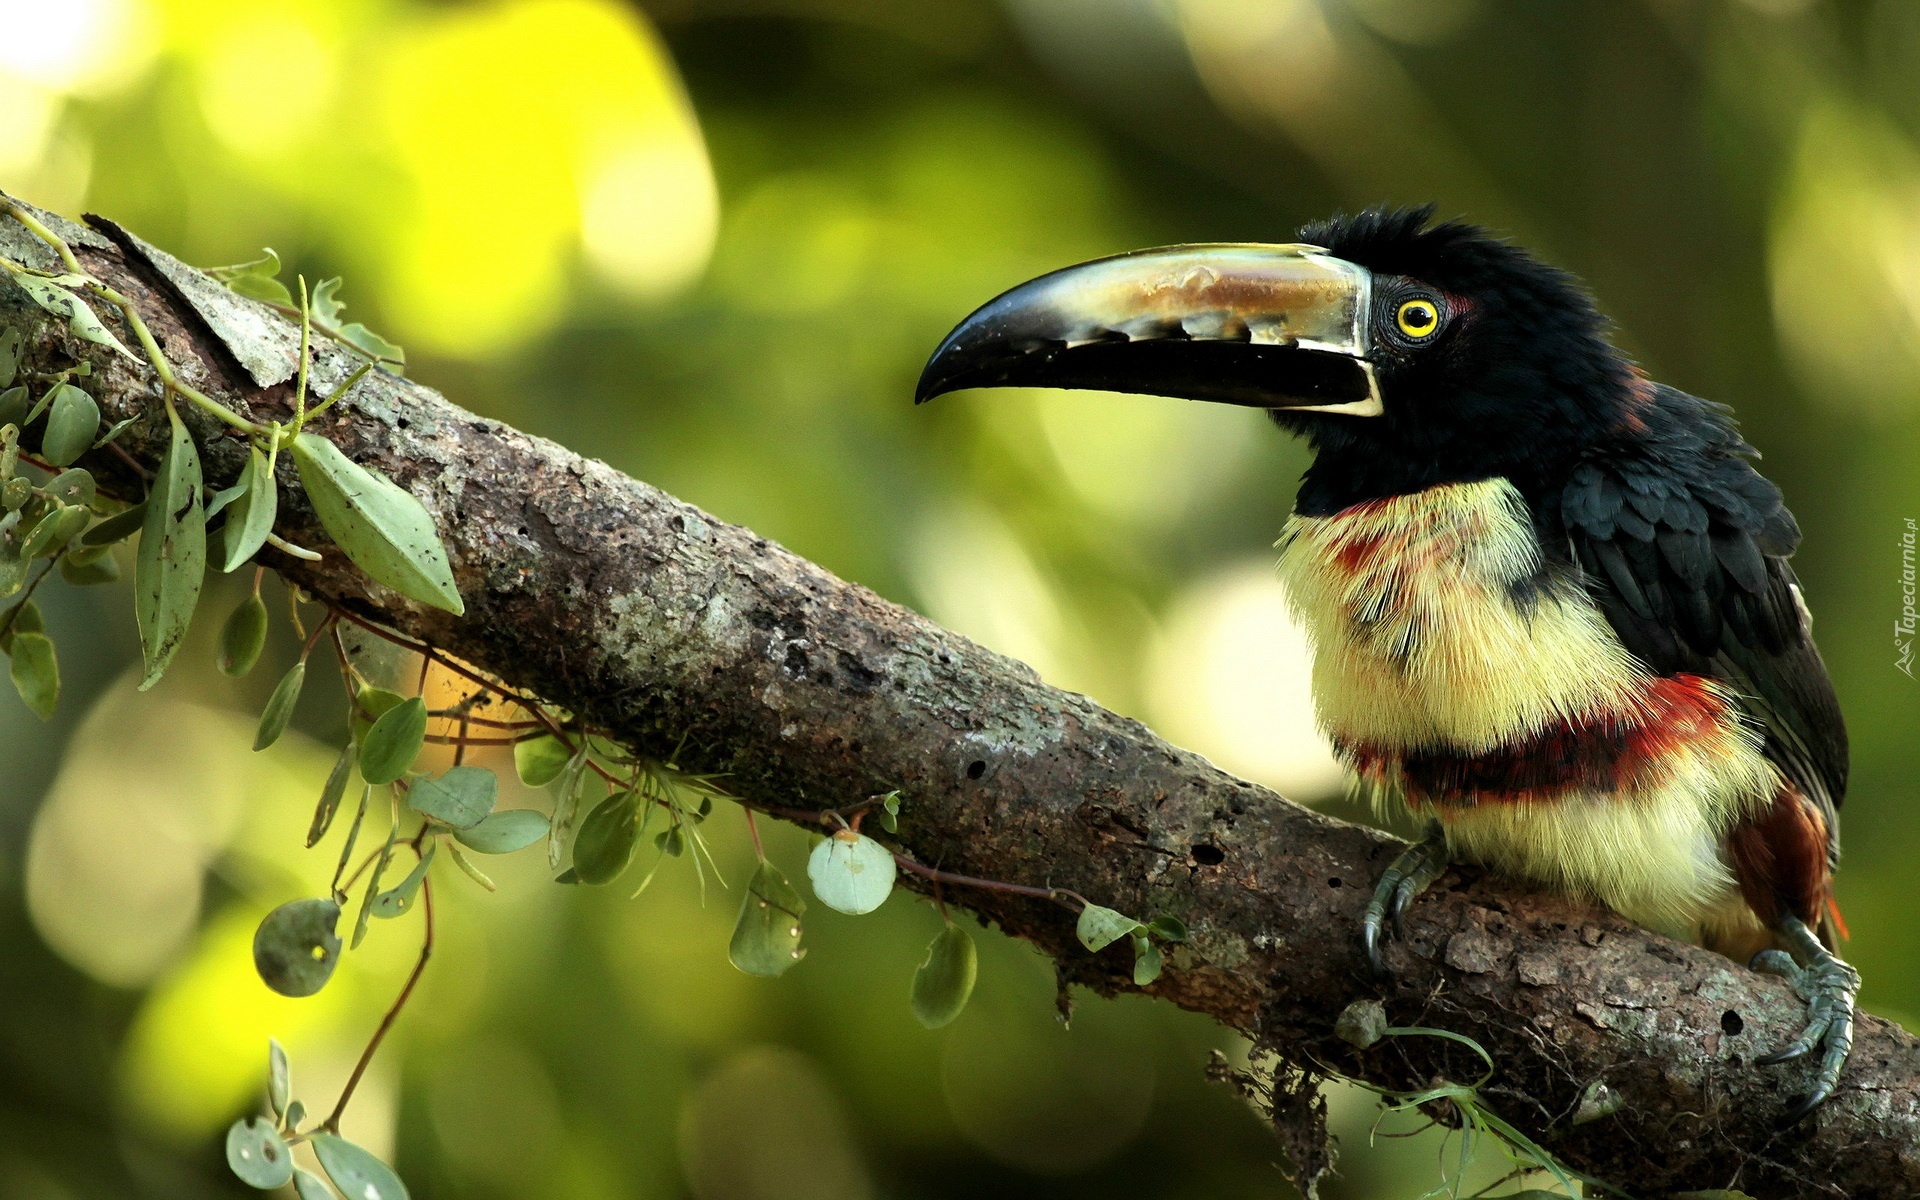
[
  {"x1": 293, "y1": 1168, "x2": 334, "y2": 1200},
  {"x1": 309, "y1": 276, "x2": 346, "y2": 326},
  {"x1": 911, "y1": 923, "x2": 977, "y2": 1028},
  {"x1": 268, "y1": 1039, "x2": 290, "y2": 1117},
  {"x1": 311, "y1": 1133, "x2": 409, "y2": 1200},
  {"x1": 39, "y1": 383, "x2": 97, "y2": 466},
  {"x1": 92, "y1": 414, "x2": 137, "y2": 448},
  {"x1": 546, "y1": 745, "x2": 590, "y2": 873},
  {"x1": 350, "y1": 685, "x2": 407, "y2": 744},
  {"x1": 309, "y1": 743, "x2": 357, "y2": 848},
  {"x1": 59, "y1": 543, "x2": 119, "y2": 585},
  {"x1": 358, "y1": 696, "x2": 427, "y2": 785},
  {"x1": 8, "y1": 272, "x2": 134, "y2": 358},
  {"x1": 514, "y1": 733, "x2": 570, "y2": 787},
  {"x1": 82, "y1": 499, "x2": 145, "y2": 545},
  {"x1": 289, "y1": 433, "x2": 461, "y2": 614},
  {"x1": 253, "y1": 661, "x2": 306, "y2": 751},
  {"x1": 252, "y1": 897, "x2": 341, "y2": 997},
  {"x1": 1131, "y1": 933, "x2": 1162, "y2": 986},
  {"x1": 0, "y1": 384, "x2": 27, "y2": 427},
  {"x1": 222, "y1": 444, "x2": 279, "y2": 571},
  {"x1": 0, "y1": 598, "x2": 43, "y2": 647},
  {"x1": 1145, "y1": 915, "x2": 1189, "y2": 943},
  {"x1": 407, "y1": 765, "x2": 496, "y2": 828},
  {"x1": 21, "y1": 504, "x2": 87, "y2": 558},
  {"x1": 228, "y1": 271, "x2": 293, "y2": 306},
  {"x1": 134, "y1": 401, "x2": 206, "y2": 690},
  {"x1": 0, "y1": 543, "x2": 26, "y2": 597},
  {"x1": 572, "y1": 791, "x2": 641, "y2": 885},
  {"x1": 338, "y1": 322, "x2": 405, "y2": 367},
  {"x1": 453, "y1": 807, "x2": 548, "y2": 854},
  {"x1": 45, "y1": 467, "x2": 93, "y2": 507},
  {"x1": 331, "y1": 785, "x2": 371, "y2": 897},
  {"x1": 729, "y1": 860, "x2": 806, "y2": 977},
  {"x1": 353, "y1": 825, "x2": 397, "y2": 950},
  {"x1": 214, "y1": 249, "x2": 294, "y2": 306},
  {"x1": 225, "y1": 1116, "x2": 294, "y2": 1189},
  {"x1": 219, "y1": 591, "x2": 269, "y2": 676},
  {"x1": 205, "y1": 477, "x2": 247, "y2": 519},
  {"x1": 445, "y1": 841, "x2": 497, "y2": 890},
  {"x1": 371, "y1": 843, "x2": 435, "y2": 918},
  {"x1": 1074, "y1": 904, "x2": 1142, "y2": 953},
  {"x1": 0, "y1": 327, "x2": 20, "y2": 388},
  {"x1": 7, "y1": 630, "x2": 57, "y2": 719},
  {"x1": 878, "y1": 790, "x2": 901, "y2": 834},
  {"x1": 806, "y1": 831, "x2": 896, "y2": 915},
  {"x1": 283, "y1": 1098, "x2": 306, "y2": 1131}
]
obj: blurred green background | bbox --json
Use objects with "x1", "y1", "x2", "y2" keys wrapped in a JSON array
[{"x1": 1, "y1": 0, "x2": 1916, "y2": 1196}]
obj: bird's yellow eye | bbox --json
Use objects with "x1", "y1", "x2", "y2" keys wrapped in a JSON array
[{"x1": 1395, "y1": 298, "x2": 1440, "y2": 339}]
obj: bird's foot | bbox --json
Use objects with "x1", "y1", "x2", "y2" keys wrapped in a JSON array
[
  {"x1": 1750, "y1": 914, "x2": 1859, "y2": 1122},
  {"x1": 1362, "y1": 823, "x2": 1448, "y2": 977}
]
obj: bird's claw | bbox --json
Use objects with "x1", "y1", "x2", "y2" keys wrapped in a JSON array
[
  {"x1": 1749, "y1": 916, "x2": 1859, "y2": 1122},
  {"x1": 1362, "y1": 824, "x2": 1448, "y2": 977}
]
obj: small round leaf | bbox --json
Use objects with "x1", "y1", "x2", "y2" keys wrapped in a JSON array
[
  {"x1": 252, "y1": 897, "x2": 341, "y2": 997},
  {"x1": 268, "y1": 1039, "x2": 290, "y2": 1116},
  {"x1": 59, "y1": 544, "x2": 119, "y2": 585},
  {"x1": 8, "y1": 631, "x2": 58, "y2": 720},
  {"x1": 806, "y1": 831, "x2": 896, "y2": 915},
  {"x1": 219, "y1": 592, "x2": 269, "y2": 677},
  {"x1": 454, "y1": 808, "x2": 549, "y2": 854},
  {"x1": 729, "y1": 860, "x2": 806, "y2": 977},
  {"x1": 406, "y1": 765, "x2": 496, "y2": 828},
  {"x1": 226, "y1": 1116, "x2": 294, "y2": 1189},
  {"x1": 311, "y1": 1133, "x2": 409, "y2": 1200},
  {"x1": 350, "y1": 685, "x2": 407, "y2": 744},
  {"x1": 911, "y1": 923, "x2": 977, "y2": 1028},
  {"x1": 1074, "y1": 904, "x2": 1142, "y2": 953},
  {"x1": 572, "y1": 792, "x2": 641, "y2": 885},
  {"x1": 40, "y1": 383, "x2": 99, "y2": 467},
  {"x1": 514, "y1": 733, "x2": 569, "y2": 787},
  {"x1": 359, "y1": 696, "x2": 427, "y2": 785},
  {"x1": 293, "y1": 1167, "x2": 335, "y2": 1200},
  {"x1": 254, "y1": 661, "x2": 306, "y2": 751},
  {"x1": 1131, "y1": 934, "x2": 1163, "y2": 986}
]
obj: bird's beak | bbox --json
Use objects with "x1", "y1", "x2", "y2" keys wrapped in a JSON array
[{"x1": 914, "y1": 244, "x2": 1382, "y2": 416}]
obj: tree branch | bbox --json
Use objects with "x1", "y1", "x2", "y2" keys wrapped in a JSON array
[{"x1": 2, "y1": 194, "x2": 1914, "y2": 1199}]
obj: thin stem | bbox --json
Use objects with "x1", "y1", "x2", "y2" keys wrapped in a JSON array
[
  {"x1": 323, "y1": 874, "x2": 433, "y2": 1133},
  {"x1": 891, "y1": 854, "x2": 1084, "y2": 911},
  {"x1": 0, "y1": 557, "x2": 60, "y2": 641},
  {"x1": 298, "y1": 611, "x2": 336, "y2": 664},
  {"x1": 2, "y1": 204, "x2": 81, "y2": 273},
  {"x1": 744, "y1": 807, "x2": 765, "y2": 861},
  {"x1": 301, "y1": 359, "x2": 375, "y2": 425},
  {"x1": 264, "y1": 531, "x2": 321, "y2": 560},
  {"x1": 294, "y1": 277, "x2": 311, "y2": 428}
]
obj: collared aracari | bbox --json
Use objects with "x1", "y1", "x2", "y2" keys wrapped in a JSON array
[{"x1": 915, "y1": 206, "x2": 1855, "y2": 1120}]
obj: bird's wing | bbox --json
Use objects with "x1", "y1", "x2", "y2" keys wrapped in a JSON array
[{"x1": 1555, "y1": 387, "x2": 1847, "y2": 849}]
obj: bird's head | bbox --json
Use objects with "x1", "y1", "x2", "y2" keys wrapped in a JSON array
[{"x1": 916, "y1": 206, "x2": 1639, "y2": 513}]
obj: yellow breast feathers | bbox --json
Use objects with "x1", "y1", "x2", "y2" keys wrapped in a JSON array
[{"x1": 1274, "y1": 478, "x2": 1778, "y2": 938}]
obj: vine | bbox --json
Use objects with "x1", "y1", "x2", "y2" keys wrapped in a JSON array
[{"x1": 0, "y1": 204, "x2": 1192, "y2": 1199}]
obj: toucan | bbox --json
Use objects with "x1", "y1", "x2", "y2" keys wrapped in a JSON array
[{"x1": 915, "y1": 207, "x2": 1855, "y2": 1120}]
